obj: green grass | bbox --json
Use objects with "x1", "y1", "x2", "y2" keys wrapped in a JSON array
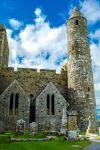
[
  {"x1": 0, "y1": 133, "x2": 91, "y2": 150},
  {"x1": 96, "y1": 137, "x2": 100, "y2": 140},
  {"x1": 3, "y1": 130, "x2": 46, "y2": 139},
  {"x1": 79, "y1": 132, "x2": 86, "y2": 135}
]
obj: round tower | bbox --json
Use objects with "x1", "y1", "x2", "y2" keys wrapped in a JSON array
[
  {"x1": 67, "y1": 7, "x2": 97, "y2": 132},
  {"x1": 0, "y1": 25, "x2": 9, "y2": 68}
]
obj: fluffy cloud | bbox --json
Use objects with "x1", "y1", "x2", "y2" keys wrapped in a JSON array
[
  {"x1": 9, "y1": 18, "x2": 23, "y2": 30},
  {"x1": 80, "y1": 0, "x2": 100, "y2": 23},
  {"x1": 90, "y1": 31, "x2": 100, "y2": 105},
  {"x1": 7, "y1": 8, "x2": 67, "y2": 72},
  {"x1": 90, "y1": 29, "x2": 100, "y2": 42}
]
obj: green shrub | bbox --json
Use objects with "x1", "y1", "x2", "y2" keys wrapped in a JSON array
[{"x1": 35, "y1": 131, "x2": 46, "y2": 138}]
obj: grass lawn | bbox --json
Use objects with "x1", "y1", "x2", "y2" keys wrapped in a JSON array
[{"x1": 0, "y1": 132, "x2": 91, "y2": 150}]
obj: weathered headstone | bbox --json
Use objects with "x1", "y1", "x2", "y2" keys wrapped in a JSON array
[
  {"x1": 0, "y1": 121, "x2": 5, "y2": 133},
  {"x1": 60, "y1": 105, "x2": 67, "y2": 134},
  {"x1": 50, "y1": 119, "x2": 56, "y2": 132},
  {"x1": 30, "y1": 122, "x2": 38, "y2": 135},
  {"x1": 16, "y1": 119, "x2": 26, "y2": 135},
  {"x1": 68, "y1": 110, "x2": 79, "y2": 139}
]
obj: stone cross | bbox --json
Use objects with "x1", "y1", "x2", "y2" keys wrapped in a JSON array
[{"x1": 60, "y1": 105, "x2": 67, "y2": 134}]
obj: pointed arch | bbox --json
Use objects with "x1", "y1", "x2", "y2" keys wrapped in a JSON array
[
  {"x1": 9, "y1": 93, "x2": 14, "y2": 115},
  {"x1": 15, "y1": 93, "x2": 19, "y2": 115},
  {"x1": 47, "y1": 94, "x2": 50, "y2": 115},
  {"x1": 51, "y1": 94, "x2": 55, "y2": 115}
]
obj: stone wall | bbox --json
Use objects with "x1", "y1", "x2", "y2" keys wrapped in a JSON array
[
  {"x1": 0, "y1": 66, "x2": 68, "y2": 129},
  {"x1": 35, "y1": 82, "x2": 68, "y2": 131},
  {"x1": 0, "y1": 80, "x2": 30, "y2": 129}
]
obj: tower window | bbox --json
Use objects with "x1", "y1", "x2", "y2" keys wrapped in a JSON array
[
  {"x1": 9, "y1": 93, "x2": 14, "y2": 115},
  {"x1": 72, "y1": 45, "x2": 74, "y2": 50},
  {"x1": 15, "y1": 93, "x2": 19, "y2": 115},
  {"x1": 30, "y1": 94, "x2": 33, "y2": 98},
  {"x1": 75, "y1": 20, "x2": 78, "y2": 25},
  {"x1": 88, "y1": 87, "x2": 90, "y2": 92},
  {"x1": 47, "y1": 94, "x2": 50, "y2": 115}
]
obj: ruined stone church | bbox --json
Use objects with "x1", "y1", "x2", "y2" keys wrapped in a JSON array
[{"x1": 0, "y1": 7, "x2": 97, "y2": 132}]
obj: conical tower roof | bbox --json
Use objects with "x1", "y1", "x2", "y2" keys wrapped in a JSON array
[{"x1": 70, "y1": 7, "x2": 84, "y2": 19}]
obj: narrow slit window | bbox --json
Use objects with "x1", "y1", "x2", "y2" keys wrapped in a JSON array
[
  {"x1": 47, "y1": 94, "x2": 50, "y2": 115},
  {"x1": 75, "y1": 20, "x2": 78, "y2": 25},
  {"x1": 15, "y1": 93, "x2": 19, "y2": 115},
  {"x1": 51, "y1": 94, "x2": 55, "y2": 115},
  {"x1": 72, "y1": 45, "x2": 74, "y2": 50},
  {"x1": 88, "y1": 87, "x2": 90, "y2": 92},
  {"x1": 9, "y1": 93, "x2": 14, "y2": 115}
]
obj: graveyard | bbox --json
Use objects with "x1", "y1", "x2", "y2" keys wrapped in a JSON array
[{"x1": 0, "y1": 130, "x2": 91, "y2": 150}]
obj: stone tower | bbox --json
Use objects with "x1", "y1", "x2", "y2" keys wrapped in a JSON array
[
  {"x1": 0, "y1": 25, "x2": 9, "y2": 68},
  {"x1": 67, "y1": 7, "x2": 97, "y2": 132}
]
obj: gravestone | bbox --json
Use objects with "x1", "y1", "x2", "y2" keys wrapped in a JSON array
[
  {"x1": 30, "y1": 122, "x2": 38, "y2": 135},
  {"x1": 50, "y1": 118, "x2": 56, "y2": 132},
  {"x1": 60, "y1": 105, "x2": 67, "y2": 134},
  {"x1": 16, "y1": 119, "x2": 26, "y2": 135},
  {"x1": 68, "y1": 110, "x2": 79, "y2": 139}
]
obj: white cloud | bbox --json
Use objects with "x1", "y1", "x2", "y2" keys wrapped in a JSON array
[
  {"x1": 9, "y1": 18, "x2": 23, "y2": 30},
  {"x1": 35, "y1": 8, "x2": 42, "y2": 17},
  {"x1": 80, "y1": 0, "x2": 100, "y2": 23},
  {"x1": 90, "y1": 29, "x2": 100, "y2": 41},
  {"x1": 90, "y1": 35, "x2": 100, "y2": 105},
  {"x1": 91, "y1": 43, "x2": 100, "y2": 67},
  {"x1": 7, "y1": 8, "x2": 67, "y2": 72}
]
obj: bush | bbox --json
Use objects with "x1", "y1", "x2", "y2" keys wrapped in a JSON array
[{"x1": 35, "y1": 131, "x2": 46, "y2": 138}]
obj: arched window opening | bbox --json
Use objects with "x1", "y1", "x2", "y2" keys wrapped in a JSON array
[
  {"x1": 72, "y1": 45, "x2": 74, "y2": 50},
  {"x1": 15, "y1": 93, "x2": 19, "y2": 115},
  {"x1": 51, "y1": 94, "x2": 55, "y2": 115},
  {"x1": 88, "y1": 87, "x2": 90, "y2": 92},
  {"x1": 47, "y1": 94, "x2": 50, "y2": 115},
  {"x1": 9, "y1": 93, "x2": 14, "y2": 115},
  {"x1": 30, "y1": 94, "x2": 33, "y2": 98},
  {"x1": 75, "y1": 20, "x2": 78, "y2": 25}
]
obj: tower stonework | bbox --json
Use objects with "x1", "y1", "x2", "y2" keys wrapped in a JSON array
[
  {"x1": 0, "y1": 25, "x2": 9, "y2": 68},
  {"x1": 67, "y1": 7, "x2": 97, "y2": 131}
]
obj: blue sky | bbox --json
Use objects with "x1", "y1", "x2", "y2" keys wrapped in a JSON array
[{"x1": 0, "y1": 0, "x2": 100, "y2": 105}]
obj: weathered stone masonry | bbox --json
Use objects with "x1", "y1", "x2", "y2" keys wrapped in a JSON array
[
  {"x1": 0, "y1": 7, "x2": 97, "y2": 132},
  {"x1": 67, "y1": 7, "x2": 97, "y2": 131}
]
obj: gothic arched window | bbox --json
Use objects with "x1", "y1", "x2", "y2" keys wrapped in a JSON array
[
  {"x1": 51, "y1": 94, "x2": 55, "y2": 115},
  {"x1": 9, "y1": 93, "x2": 14, "y2": 115},
  {"x1": 15, "y1": 93, "x2": 19, "y2": 115},
  {"x1": 47, "y1": 94, "x2": 50, "y2": 115}
]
